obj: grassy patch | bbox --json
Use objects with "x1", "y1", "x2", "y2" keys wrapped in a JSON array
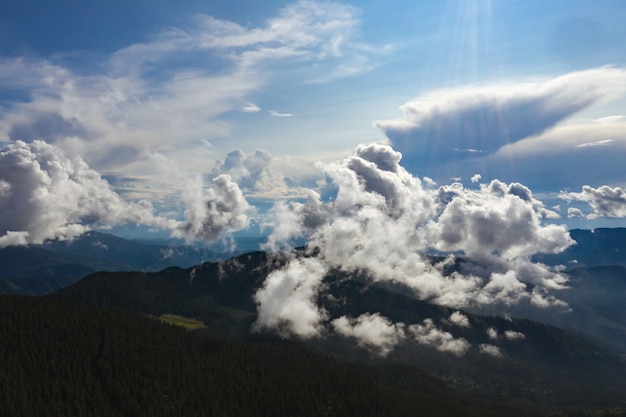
[{"x1": 157, "y1": 314, "x2": 207, "y2": 330}]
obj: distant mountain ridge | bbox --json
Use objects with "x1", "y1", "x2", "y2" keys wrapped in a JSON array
[
  {"x1": 0, "y1": 231, "x2": 231, "y2": 294},
  {"x1": 535, "y1": 228, "x2": 626, "y2": 268}
]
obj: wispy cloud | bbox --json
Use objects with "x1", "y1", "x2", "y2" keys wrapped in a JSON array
[
  {"x1": 0, "y1": 1, "x2": 380, "y2": 198},
  {"x1": 269, "y1": 110, "x2": 293, "y2": 117},
  {"x1": 576, "y1": 139, "x2": 613, "y2": 148},
  {"x1": 241, "y1": 103, "x2": 261, "y2": 112}
]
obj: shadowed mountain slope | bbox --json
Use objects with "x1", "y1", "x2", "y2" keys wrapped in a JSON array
[
  {"x1": 1, "y1": 294, "x2": 546, "y2": 417},
  {"x1": 52, "y1": 251, "x2": 626, "y2": 409}
]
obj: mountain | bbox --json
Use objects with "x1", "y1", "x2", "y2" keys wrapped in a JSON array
[
  {"x1": 534, "y1": 228, "x2": 626, "y2": 268},
  {"x1": 3, "y1": 227, "x2": 625, "y2": 297},
  {"x1": 4, "y1": 294, "x2": 544, "y2": 417},
  {"x1": 0, "y1": 231, "x2": 227, "y2": 295},
  {"x1": 52, "y1": 251, "x2": 626, "y2": 410},
  {"x1": 40, "y1": 231, "x2": 222, "y2": 270},
  {"x1": 499, "y1": 265, "x2": 626, "y2": 354}
]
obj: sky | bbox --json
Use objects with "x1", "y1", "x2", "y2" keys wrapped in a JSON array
[
  {"x1": 2, "y1": 0, "x2": 626, "y2": 348},
  {"x1": 1, "y1": 0, "x2": 626, "y2": 245}
]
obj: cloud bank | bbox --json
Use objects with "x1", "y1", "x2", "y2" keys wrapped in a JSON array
[
  {"x1": 562, "y1": 185, "x2": 626, "y2": 219},
  {"x1": 0, "y1": 140, "x2": 251, "y2": 247},
  {"x1": 0, "y1": 140, "x2": 170, "y2": 247},
  {"x1": 253, "y1": 143, "x2": 573, "y2": 353}
]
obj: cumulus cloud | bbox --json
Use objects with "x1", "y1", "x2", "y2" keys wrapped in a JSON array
[
  {"x1": 422, "y1": 176, "x2": 437, "y2": 188},
  {"x1": 448, "y1": 311, "x2": 471, "y2": 328},
  {"x1": 0, "y1": 140, "x2": 252, "y2": 248},
  {"x1": 254, "y1": 143, "x2": 573, "y2": 337},
  {"x1": 0, "y1": 140, "x2": 172, "y2": 247},
  {"x1": 253, "y1": 256, "x2": 328, "y2": 338},
  {"x1": 173, "y1": 173, "x2": 251, "y2": 243},
  {"x1": 562, "y1": 185, "x2": 626, "y2": 218},
  {"x1": 567, "y1": 207, "x2": 584, "y2": 218},
  {"x1": 486, "y1": 327, "x2": 498, "y2": 340},
  {"x1": 0, "y1": 231, "x2": 29, "y2": 247},
  {"x1": 212, "y1": 149, "x2": 274, "y2": 192},
  {"x1": 375, "y1": 67, "x2": 626, "y2": 170},
  {"x1": 332, "y1": 313, "x2": 405, "y2": 356},
  {"x1": 504, "y1": 330, "x2": 525, "y2": 340},
  {"x1": 408, "y1": 319, "x2": 471, "y2": 356},
  {"x1": 470, "y1": 174, "x2": 481, "y2": 183},
  {"x1": 262, "y1": 190, "x2": 331, "y2": 251},
  {"x1": 209, "y1": 148, "x2": 310, "y2": 199}
]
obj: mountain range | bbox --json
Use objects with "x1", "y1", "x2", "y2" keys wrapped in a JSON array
[
  {"x1": 0, "y1": 231, "x2": 231, "y2": 294},
  {"x1": 2, "y1": 228, "x2": 626, "y2": 415},
  {"x1": 50, "y1": 250, "x2": 626, "y2": 411}
]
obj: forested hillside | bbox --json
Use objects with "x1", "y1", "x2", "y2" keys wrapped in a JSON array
[
  {"x1": 0, "y1": 295, "x2": 541, "y2": 417},
  {"x1": 51, "y1": 252, "x2": 626, "y2": 410}
]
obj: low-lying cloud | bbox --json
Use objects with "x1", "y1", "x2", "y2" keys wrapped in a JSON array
[
  {"x1": 408, "y1": 319, "x2": 471, "y2": 356},
  {"x1": 253, "y1": 256, "x2": 328, "y2": 338},
  {"x1": 332, "y1": 313, "x2": 405, "y2": 357},
  {"x1": 253, "y1": 142, "x2": 574, "y2": 353}
]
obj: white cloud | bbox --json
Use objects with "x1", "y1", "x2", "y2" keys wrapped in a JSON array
[
  {"x1": 172, "y1": 174, "x2": 252, "y2": 243},
  {"x1": 258, "y1": 143, "x2": 572, "y2": 320},
  {"x1": 504, "y1": 330, "x2": 525, "y2": 340},
  {"x1": 567, "y1": 207, "x2": 584, "y2": 218},
  {"x1": 211, "y1": 149, "x2": 279, "y2": 194},
  {"x1": 562, "y1": 185, "x2": 626, "y2": 218},
  {"x1": 422, "y1": 176, "x2": 437, "y2": 188},
  {"x1": 332, "y1": 313, "x2": 405, "y2": 357},
  {"x1": 448, "y1": 311, "x2": 471, "y2": 328},
  {"x1": 269, "y1": 110, "x2": 293, "y2": 117},
  {"x1": 0, "y1": 231, "x2": 29, "y2": 248},
  {"x1": 241, "y1": 103, "x2": 261, "y2": 112},
  {"x1": 595, "y1": 115, "x2": 623, "y2": 124},
  {"x1": 479, "y1": 343, "x2": 502, "y2": 358},
  {"x1": 253, "y1": 256, "x2": 328, "y2": 338},
  {"x1": 576, "y1": 139, "x2": 613, "y2": 148},
  {"x1": 408, "y1": 319, "x2": 471, "y2": 356},
  {"x1": 486, "y1": 327, "x2": 498, "y2": 340},
  {"x1": 0, "y1": 140, "x2": 172, "y2": 247},
  {"x1": 470, "y1": 174, "x2": 481, "y2": 183},
  {"x1": 0, "y1": 1, "x2": 379, "y2": 198},
  {"x1": 0, "y1": 140, "x2": 254, "y2": 248}
]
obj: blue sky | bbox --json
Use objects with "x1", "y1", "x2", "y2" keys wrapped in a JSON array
[{"x1": 1, "y1": 0, "x2": 626, "y2": 247}]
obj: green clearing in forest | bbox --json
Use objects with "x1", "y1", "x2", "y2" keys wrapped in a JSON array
[{"x1": 157, "y1": 314, "x2": 207, "y2": 330}]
